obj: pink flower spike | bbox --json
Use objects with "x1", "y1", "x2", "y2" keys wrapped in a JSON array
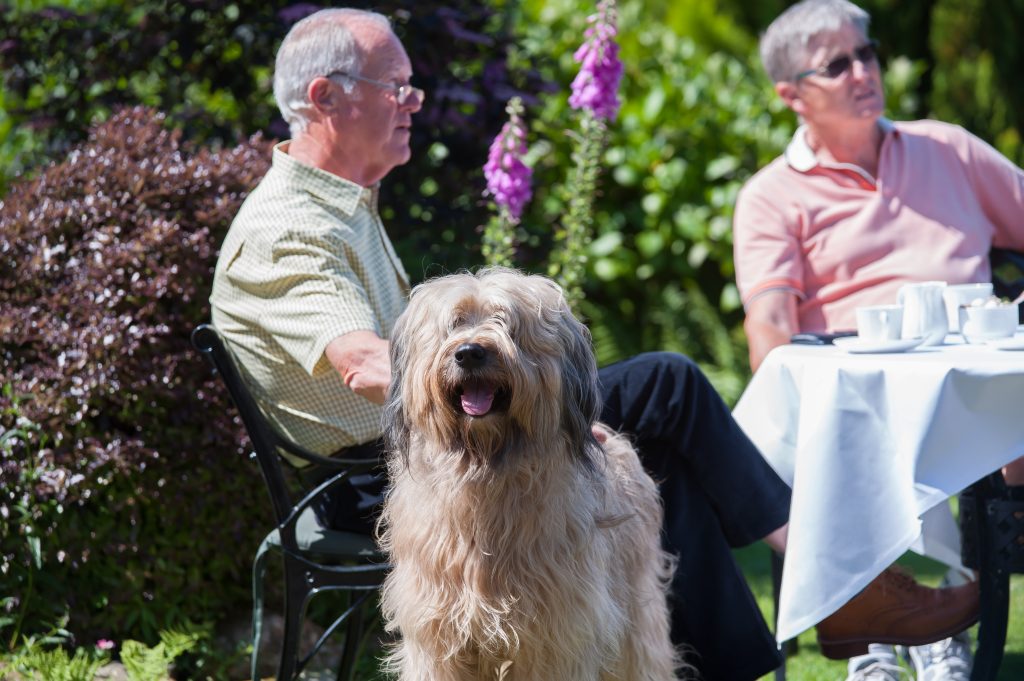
[
  {"x1": 96, "y1": 639, "x2": 115, "y2": 650},
  {"x1": 484, "y1": 98, "x2": 533, "y2": 222},
  {"x1": 569, "y1": 0, "x2": 623, "y2": 121}
]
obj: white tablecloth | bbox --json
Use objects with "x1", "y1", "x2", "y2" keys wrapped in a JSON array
[{"x1": 732, "y1": 333, "x2": 1024, "y2": 643}]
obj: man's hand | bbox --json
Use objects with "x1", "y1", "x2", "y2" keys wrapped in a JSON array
[{"x1": 325, "y1": 330, "x2": 391, "y2": 405}]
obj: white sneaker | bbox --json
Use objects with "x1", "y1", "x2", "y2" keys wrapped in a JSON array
[
  {"x1": 905, "y1": 632, "x2": 973, "y2": 681},
  {"x1": 845, "y1": 645, "x2": 911, "y2": 681}
]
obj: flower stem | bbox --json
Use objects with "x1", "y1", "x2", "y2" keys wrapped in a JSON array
[{"x1": 549, "y1": 109, "x2": 607, "y2": 309}]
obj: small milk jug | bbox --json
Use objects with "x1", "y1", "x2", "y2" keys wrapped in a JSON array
[{"x1": 898, "y1": 281, "x2": 948, "y2": 346}]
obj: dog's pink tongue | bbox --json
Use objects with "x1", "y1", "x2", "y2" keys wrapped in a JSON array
[{"x1": 461, "y1": 381, "x2": 495, "y2": 416}]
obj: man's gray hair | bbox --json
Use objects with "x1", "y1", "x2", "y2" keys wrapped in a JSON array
[
  {"x1": 273, "y1": 8, "x2": 392, "y2": 137},
  {"x1": 759, "y1": 0, "x2": 871, "y2": 83}
]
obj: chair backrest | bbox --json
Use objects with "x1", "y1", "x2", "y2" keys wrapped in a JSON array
[{"x1": 190, "y1": 324, "x2": 369, "y2": 525}]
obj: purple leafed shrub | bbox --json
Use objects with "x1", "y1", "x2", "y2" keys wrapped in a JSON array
[{"x1": 0, "y1": 106, "x2": 273, "y2": 641}]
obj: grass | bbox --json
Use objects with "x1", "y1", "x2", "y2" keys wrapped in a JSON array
[{"x1": 734, "y1": 543, "x2": 1024, "y2": 680}]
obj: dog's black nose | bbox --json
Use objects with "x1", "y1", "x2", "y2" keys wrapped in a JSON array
[{"x1": 454, "y1": 343, "x2": 487, "y2": 369}]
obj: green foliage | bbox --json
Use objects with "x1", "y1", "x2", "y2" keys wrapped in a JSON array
[
  {"x1": 121, "y1": 622, "x2": 206, "y2": 681},
  {"x1": 513, "y1": 0, "x2": 795, "y2": 399},
  {"x1": 0, "y1": 388, "x2": 63, "y2": 651},
  {"x1": 927, "y1": 0, "x2": 1024, "y2": 165},
  {"x1": 0, "y1": 0, "x2": 284, "y2": 192},
  {"x1": 481, "y1": 214, "x2": 518, "y2": 268},
  {"x1": 10, "y1": 644, "x2": 109, "y2": 681},
  {"x1": 0, "y1": 621, "x2": 221, "y2": 681},
  {"x1": 3, "y1": 623, "x2": 107, "y2": 681}
]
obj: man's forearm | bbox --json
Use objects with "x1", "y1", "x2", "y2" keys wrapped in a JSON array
[{"x1": 744, "y1": 291, "x2": 799, "y2": 372}]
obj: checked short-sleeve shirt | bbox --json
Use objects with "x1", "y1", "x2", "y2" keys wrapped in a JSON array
[{"x1": 210, "y1": 142, "x2": 409, "y2": 459}]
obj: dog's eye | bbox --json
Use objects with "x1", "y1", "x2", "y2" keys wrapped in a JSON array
[
  {"x1": 450, "y1": 315, "x2": 467, "y2": 330},
  {"x1": 492, "y1": 312, "x2": 517, "y2": 337}
]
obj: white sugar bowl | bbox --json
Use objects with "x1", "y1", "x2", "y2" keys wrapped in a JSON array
[{"x1": 959, "y1": 301, "x2": 1019, "y2": 343}]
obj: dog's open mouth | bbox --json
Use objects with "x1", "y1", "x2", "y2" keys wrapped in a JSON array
[{"x1": 455, "y1": 378, "x2": 510, "y2": 417}]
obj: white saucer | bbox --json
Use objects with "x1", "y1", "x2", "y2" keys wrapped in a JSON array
[
  {"x1": 985, "y1": 336, "x2": 1024, "y2": 351},
  {"x1": 833, "y1": 337, "x2": 925, "y2": 354}
]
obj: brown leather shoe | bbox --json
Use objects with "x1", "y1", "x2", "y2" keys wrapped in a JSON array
[{"x1": 815, "y1": 567, "x2": 979, "y2": 659}]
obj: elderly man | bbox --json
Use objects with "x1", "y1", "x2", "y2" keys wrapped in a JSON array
[
  {"x1": 211, "y1": 8, "x2": 977, "y2": 680},
  {"x1": 734, "y1": 0, "x2": 1024, "y2": 679}
]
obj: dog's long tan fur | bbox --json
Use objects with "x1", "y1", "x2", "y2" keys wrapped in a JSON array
[{"x1": 379, "y1": 268, "x2": 681, "y2": 681}]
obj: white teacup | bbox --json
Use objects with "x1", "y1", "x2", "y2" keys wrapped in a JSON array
[
  {"x1": 942, "y1": 283, "x2": 994, "y2": 332},
  {"x1": 856, "y1": 305, "x2": 904, "y2": 342}
]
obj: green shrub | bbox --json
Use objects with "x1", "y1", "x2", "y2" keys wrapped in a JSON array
[{"x1": 0, "y1": 106, "x2": 272, "y2": 643}]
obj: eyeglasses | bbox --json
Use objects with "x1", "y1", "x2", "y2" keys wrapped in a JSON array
[
  {"x1": 325, "y1": 70, "x2": 425, "y2": 106},
  {"x1": 793, "y1": 40, "x2": 879, "y2": 81}
]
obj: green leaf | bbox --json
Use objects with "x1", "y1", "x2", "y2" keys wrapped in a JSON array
[
  {"x1": 28, "y1": 536, "x2": 42, "y2": 570},
  {"x1": 641, "y1": 192, "x2": 665, "y2": 215},
  {"x1": 642, "y1": 86, "x2": 666, "y2": 122},
  {"x1": 612, "y1": 164, "x2": 639, "y2": 186},
  {"x1": 705, "y1": 154, "x2": 739, "y2": 180},
  {"x1": 589, "y1": 232, "x2": 623, "y2": 257},
  {"x1": 593, "y1": 257, "x2": 619, "y2": 282},
  {"x1": 636, "y1": 231, "x2": 664, "y2": 258}
]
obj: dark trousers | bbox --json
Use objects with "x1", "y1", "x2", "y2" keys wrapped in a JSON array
[
  {"x1": 313, "y1": 351, "x2": 790, "y2": 681},
  {"x1": 598, "y1": 352, "x2": 789, "y2": 680}
]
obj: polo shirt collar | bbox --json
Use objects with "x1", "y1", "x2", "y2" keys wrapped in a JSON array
[
  {"x1": 272, "y1": 141, "x2": 375, "y2": 216},
  {"x1": 784, "y1": 118, "x2": 897, "y2": 172}
]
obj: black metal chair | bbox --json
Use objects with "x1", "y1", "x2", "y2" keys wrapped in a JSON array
[
  {"x1": 191, "y1": 324, "x2": 388, "y2": 681},
  {"x1": 957, "y1": 247, "x2": 1024, "y2": 681},
  {"x1": 959, "y1": 474, "x2": 1024, "y2": 681}
]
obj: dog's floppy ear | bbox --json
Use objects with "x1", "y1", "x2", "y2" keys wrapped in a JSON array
[
  {"x1": 383, "y1": 301, "x2": 412, "y2": 463},
  {"x1": 554, "y1": 289, "x2": 602, "y2": 468}
]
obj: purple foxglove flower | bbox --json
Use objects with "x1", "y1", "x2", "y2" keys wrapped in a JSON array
[
  {"x1": 484, "y1": 98, "x2": 532, "y2": 221},
  {"x1": 569, "y1": 0, "x2": 624, "y2": 121}
]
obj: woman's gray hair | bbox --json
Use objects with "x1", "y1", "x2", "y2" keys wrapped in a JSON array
[
  {"x1": 759, "y1": 0, "x2": 871, "y2": 83},
  {"x1": 272, "y1": 8, "x2": 392, "y2": 137}
]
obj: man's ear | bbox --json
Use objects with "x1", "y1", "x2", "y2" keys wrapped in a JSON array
[
  {"x1": 307, "y1": 77, "x2": 338, "y2": 114},
  {"x1": 775, "y1": 81, "x2": 805, "y2": 117}
]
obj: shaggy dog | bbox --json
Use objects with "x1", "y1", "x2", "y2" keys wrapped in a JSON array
[{"x1": 379, "y1": 268, "x2": 680, "y2": 681}]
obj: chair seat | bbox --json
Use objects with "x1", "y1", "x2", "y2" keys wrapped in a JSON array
[{"x1": 266, "y1": 506, "x2": 381, "y2": 558}]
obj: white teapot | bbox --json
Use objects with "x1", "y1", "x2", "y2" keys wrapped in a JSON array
[{"x1": 898, "y1": 281, "x2": 948, "y2": 346}]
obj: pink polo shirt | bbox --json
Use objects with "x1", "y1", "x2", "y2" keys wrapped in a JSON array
[{"x1": 733, "y1": 119, "x2": 1024, "y2": 332}]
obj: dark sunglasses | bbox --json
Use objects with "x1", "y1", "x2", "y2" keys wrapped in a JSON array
[{"x1": 794, "y1": 40, "x2": 879, "y2": 81}]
